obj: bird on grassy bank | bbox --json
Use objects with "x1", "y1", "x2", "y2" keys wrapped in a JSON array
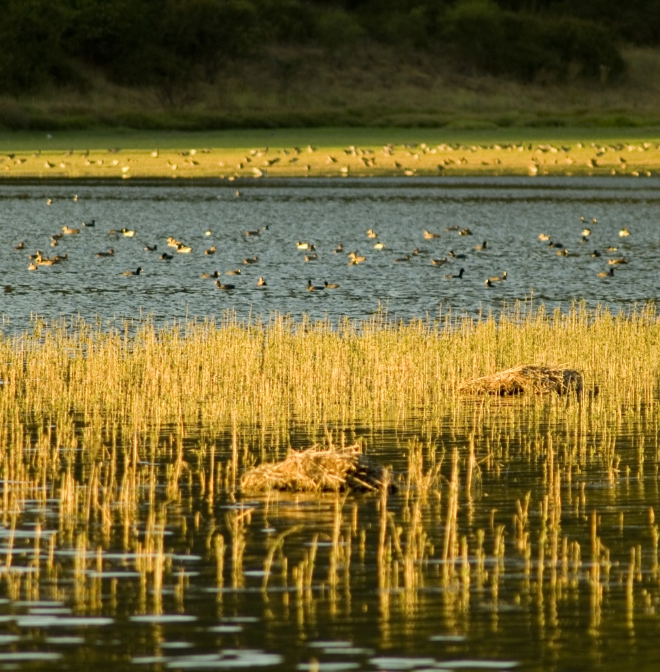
[
  {"x1": 598, "y1": 268, "x2": 615, "y2": 277},
  {"x1": 257, "y1": 276, "x2": 267, "y2": 287},
  {"x1": 121, "y1": 267, "x2": 142, "y2": 276},
  {"x1": 201, "y1": 271, "x2": 220, "y2": 279},
  {"x1": 444, "y1": 268, "x2": 465, "y2": 279},
  {"x1": 215, "y1": 281, "x2": 235, "y2": 290},
  {"x1": 96, "y1": 249, "x2": 114, "y2": 257},
  {"x1": 307, "y1": 280, "x2": 324, "y2": 291},
  {"x1": 489, "y1": 271, "x2": 507, "y2": 282},
  {"x1": 324, "y1": 281, "x2": 340, "y2": 289}
]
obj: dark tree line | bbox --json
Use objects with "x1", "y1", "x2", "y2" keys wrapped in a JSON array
[{"x1": 0, "y1": 0, "x2": 652, "y2": 95}]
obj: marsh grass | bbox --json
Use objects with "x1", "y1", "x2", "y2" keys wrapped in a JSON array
[{"x1": 0, "y1": 302, "x2": 658, "y2": 655}]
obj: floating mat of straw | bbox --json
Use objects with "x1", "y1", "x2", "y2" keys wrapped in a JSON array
[
  {"x1": 241, "y1": 444, "x2": 393, "y2": 493},
  {"x1": 460, "y1": 365, "x2": 583, "y2": 396}
]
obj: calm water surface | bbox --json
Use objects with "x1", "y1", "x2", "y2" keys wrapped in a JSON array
[
  {"x1": 0, "y1": 178, "x2": 659, "y2": 670},
  {"x1": 0, "y1": 176, "x2": 659, "y2": 325}
]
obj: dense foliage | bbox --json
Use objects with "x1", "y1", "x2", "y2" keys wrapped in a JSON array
[{"x1": 0, "y1": 0, "x2": 646, "y2": 94}]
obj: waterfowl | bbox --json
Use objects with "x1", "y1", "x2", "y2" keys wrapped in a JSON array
[
  {"x1": 619, "y1": 228, "x2": 630, "y2": 237},
  {"x1": 144, "y1": 244, "x2": 157, "y2": 251},
  {"x1": 606, "y1": 246, "x2": 618, "y2": 252},
  {"x1": 215, "y1": 281, "x2": 235, "y2": 290},
  {"x1": 62, "y1": 226, "x2": 80, "y2": 235},
  {"x1": 176, "y1": 244, "x2": 192, "y2": 253},
  {"x1": 474, "y1": 241, "x2": 488, "y2": 251},
  {"x1": 226, "y1": 269, "x2": 241, "y2": 275},
  {"x1": 485, "y1": 279, "x2": 493, "y2": 287},
  {"x1": 245, "y1": 229, "x2": 260, "y2": 236},
  {"x1": 581, "y1": 228, "x2": 591, "y2": 237},
  {"x1": 608, "y1": 257, "x2": 628, "y2": 265},
  {"x1": 444, "y1": 268, "x2": 465, "y2": 279},
  {"x1": 201, "y1": 271, "x2": 220, "y2": 279},
  {"x1": 96, "y1": 249, "x2": 114, "y2": 257},
  {"x1": 205, "y1": 246, "x2": 217, "y2": 255},
  {"x1": 394, "y1": 255, "x2": 410, "y2": 262},
  {"x1": 334, "y1": 244, "x2": 343, "y2": 253},
  {"x1": 597, "y1": 268, "x2": 614, "y2": 277},
  {"x1": 449, "y1": 250, "x2": 466, "y2": 259},
  {"x1": 367, "y1": 229, "x2": 378, "y2": 238},
  {"x1": 160, "y1": 253, "x2": 173, "y2": 260},
  {"x1": 297, "y1": 241, "x2": 312, "y2": 250},
  {"x1": 459, "y1": 228, "x2": 473, "y2": 236},
  {"x1": 431, "y1": 258, "x2": 447, "y2": 266},
  {"x1": 243, "y1": 256, "x2": 259, "y2": 264},
  {"x1": 4, "y1": 285, "x2": 12, "y2": 293},
  {"x1": 424, "y1": 230, "x2": 441, "y2": 239},
  {"x1": 349, "y1": 255, "x2": 366, "y2": 264},
  {"x1": 37, "y1": 258, "x2": 55, "y2": 266},
  {"x1": 305, "y1": 254, "x2": 318, "y2": 261},
  {"x1": 50, "y1": 237, "x2": 59, "y2": 247},
  {"x1": 374, "y1": 242, "x2": 386, "y2": 250},
  {"x1": 121, "y1": 228, "x2": 136, "y2": 237},
  {"x1": 257, "y1": 276, "x2": 267, "y2": 287},
  {"x1": 167, "y1": 237, "x2": 182, "y2": 248},
  {"x1": 580, "y1": 236, "x2": 589, "y2": 243},
  {"x1": 489, "y1": 271, "x2": 507, "y2": 282},
  {"x1": 324, "y1": 281, "x2": 340, "y2": 289},
  {"x1": 121, "y1": 267, "x2": 142, "y2": 276},
  {"x1": 205, "y1": 230, "x2": 212, "y2": 236},
  {"x1": 83, "y1": 219, "x2": 95, "y2": 227},
  {"x1": 14, "y1": 242, "x2": 25, "y2": 250},
  {"x1": 28, "y1": 262, "x2": 37, "y2": 271},
  {"x1": 538, "y1": 233, "x2": 551, "y2": 241},
  {"x1": 52, "y1": 254, "x2": 67, "y2": 263},
  {"x1": 445, "y1": 226, "x2": 459, "y2": 232},
  {"x1": 307, "y1": 280, "x2": 324, "y2": 291}
]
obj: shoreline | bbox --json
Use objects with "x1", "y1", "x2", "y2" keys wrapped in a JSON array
[{"x1": 0, "y1": 128, "x2": 659, "y2": 180}]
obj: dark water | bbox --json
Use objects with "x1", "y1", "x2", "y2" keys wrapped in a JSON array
[
  {"x1": 0, "y1": 178, "x2": 659, "y2": 670},
  {"x1": 0, "y1": 408, "x2": 659, "y2": 671},
  {"x1": 0, "y1": 176, "x2": 660, "y2": 327}
]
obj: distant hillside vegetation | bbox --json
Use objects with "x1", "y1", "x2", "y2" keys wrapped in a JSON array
[{"x1": 0, "y1": 0, "x2": 658, "y2": 129}]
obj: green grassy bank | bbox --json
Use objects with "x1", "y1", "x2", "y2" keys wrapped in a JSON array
[{"x1": 1, "y1": 127, "x2": 660, "y2": 179}]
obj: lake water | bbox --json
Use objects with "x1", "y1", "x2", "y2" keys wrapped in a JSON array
[
  {"x1": 0, "y1": 178, "x2": 659, "y2": 670},
  {"x1": 0, "y1": 176, "x2": 659, "y2": 327}
]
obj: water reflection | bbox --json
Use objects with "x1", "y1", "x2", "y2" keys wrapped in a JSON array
[{"x1": 0, "y1": 402, "x2": 654, "y2": 669}]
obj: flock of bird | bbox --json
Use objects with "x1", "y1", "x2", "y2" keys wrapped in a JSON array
[{"x1": 13, "y1": 194, "x2": 631, "y2": 298}]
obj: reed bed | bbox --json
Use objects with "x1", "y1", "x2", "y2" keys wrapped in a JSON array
[{"x1": 0, "y1": 302, "x2": 657, "y2": 431}]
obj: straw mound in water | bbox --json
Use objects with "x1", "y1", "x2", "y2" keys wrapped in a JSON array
[
  {"x1": 241, "y1": 445, "x2": 393, "y2": 493},
  {"x1": 460, "y1": 365, "x2": 583, "y2": 396}
]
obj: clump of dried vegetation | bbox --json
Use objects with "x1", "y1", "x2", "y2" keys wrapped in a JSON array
[
  {"x1": 460, "y1": 364, "x2": 584, "y2": 396},
  {"x1": 241, "y1": 444, "x2": 392, "y2": 493}
]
